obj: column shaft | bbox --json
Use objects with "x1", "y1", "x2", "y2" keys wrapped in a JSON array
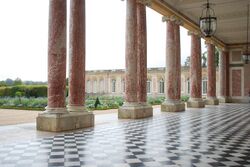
[
  {"x1": 206, "y1": 43, "x2": 219, "y2": 105},
  {"x1": 207, "y1": 43, "x2": 216, "y2": 97},
  {"x1": 161, "y1": 19, "x2": 185, "y2": 112},
  {"x1": 219, "y1": 50, "x2": 230, "y2": 102},
  {"x1": 137, "y1": 3, "x2": 147, "y2": 103},
  {"x1": 68, "y1": 0, "x2": 86, "y2": 111},
  {"x1": 165, "y1": 21, "x2": 180, "y2": 100},
  {"x1": 174, "y1": 24, "x2": 181, "y2": 100},
  {"x1": 47, "y1": 0, "x2": 67, "y2": 111},
  {"x1": 187, "y1": 33, "x2": 205, "y2": 108},
  {"x1": 125, "y1": 0, "x2": 137, "y2": 103}
]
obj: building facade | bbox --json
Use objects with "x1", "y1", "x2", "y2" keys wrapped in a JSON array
[{"x1": 85, "y1": 67, "x2": 218, "y2": 97}]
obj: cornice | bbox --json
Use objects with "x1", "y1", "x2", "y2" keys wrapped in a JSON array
[{"x1": 148, "y1": 0, "x2": 226, "y2": 49}]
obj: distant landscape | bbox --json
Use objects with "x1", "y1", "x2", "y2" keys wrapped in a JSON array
[{"x1": 0, "y1": 78, "x2": 188, "y2": 111}]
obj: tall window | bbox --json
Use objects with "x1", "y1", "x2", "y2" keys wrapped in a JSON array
[
  {"x1": 202, "y1": 78, "x2": 207, "y2": 95},
  {"x1": 111, "y1": 79, "x2": 116, "y2": 93},
  {"x1": 159, "y1": 79, "x2": 164, "y2": 94},
  {"x1": 93, "y1": 80, "x2": 97, "y2": 93},
  {"x1": 147, "y1": 79, "x2": 151, "y2": 93},
  {"x1": 87, "y1": 80, "x2": 91, "y2": 93},
  {"x1": 121, "y1": 79, "x2": 125, "y2": 93},
  {"x1": 187, "y1": 78, "x2": 190, "y2": 94},
  {"x1": 99, "y1": 80, "x2": 104, "y2": 93}
]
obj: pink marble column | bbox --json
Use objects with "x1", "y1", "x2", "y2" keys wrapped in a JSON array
[
  {"x1": 165, "y1": 21, "x2": 180, "y2": 100},
  {"x1": 118, "y1": 1, "x2": 152, "y2": 119},
  {"x1": 187, "y1": 32, "x2": 205, "y2": 108},
  {"x1": 161, "y1": 17, "x2": 185, "y2": 112},
  {"x1": 47, "y1": 0, "x2": 67, "y2": 112},
  {"x1": 206, "y1": 43, "x2": 219, "y2": 105},
  {"x1": 219, "y1": 50, "x2": 230, "y2": 102},
  {"x1": 174, "y1": 23, "x2": 181, "y2": 100},
  {"x1": 37, "y1": 0, "x2": 94, "y2": 132},
  {"x1": 124, "y1": 0, "x2": 137, "y2": 103},
  {"x1": 190, "y1": 34, "x2": 202, "y2": 99},
  {"x1": 136, "y1": 3, "x2": 147, "y2": 103},
  {"x1": 68, "y1": 0, "x2": 86, "y2": 111}
]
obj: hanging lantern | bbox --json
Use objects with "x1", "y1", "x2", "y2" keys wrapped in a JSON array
[{"x1": 200, "y1": 0, "x2": 217, "y2": 37}]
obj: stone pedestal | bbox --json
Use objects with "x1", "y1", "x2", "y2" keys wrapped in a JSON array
[
  {"x1": 219, "y1": 96, "x2": 230, "y2": 103},
  {"x1": 205, "y1": 97, "x2": 219, "y2": 105},
  {"x1": 118, "y1": 103, "x2": 153, "y2": 119},
  {"x1": 37, "y1": 112, "x2": 94, "y2": 132},
  {"x1": 161, "y1": 100, "x2": 185, "y2": 112},
  {"x1": 187, "y1": 98, "x2": 205, "y2": 108}
]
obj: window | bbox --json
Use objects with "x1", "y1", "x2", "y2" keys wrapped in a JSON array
[
  {"x1": 87, "y1": 80, "x2": 91, "y2": 93},
  {"x1": 111, "y1": 79, "x2": 116, "y2": 93},
  {"x1": 121, "y1": 79, "x2": 125, "y2": 93},
  {"x1": 147, "y1": 79, "x2": 151, "y2": 93},
  {"x1": 187, "y1": 79, "x2": 190, "y2": 94},
  {"x1": 99, "y1": 80, "x2": 104, "y2": 93},
  {"x1": 202, "y1": 78, "x2": 207, "y2": 95},
  {"x1": 159, "y1": 79, "x2": 164, "y2": 93},
  {"x1": 93, "y1": 80, "x2": 97, "y2": 93}
]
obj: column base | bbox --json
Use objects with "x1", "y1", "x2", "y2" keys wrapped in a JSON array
[
  {"x1": 218, "y1": 96, "x2": 230, "y2": 103},
  {"x1": 205, "y1": 97, "x2": 219, "y2": 105},
  {"x1": 161, "y1": 100, "x2": 185, "y2": 112},
  {"x1": 187, "y1": 98, "x2": 205, "y2": 108},
  {"x1": 37, "y1": 111, "x2": 94, "y2": 132},
  {"x1": 67, "y1": 105, "x2": 87, "y2": 112},
  {"x1": 118, "y1": 102, "x2": 153, "y2": 119}
]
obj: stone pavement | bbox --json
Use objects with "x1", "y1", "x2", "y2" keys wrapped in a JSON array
[{"x1": 0, "y1": 104, "x2": 249, "y2": 167}]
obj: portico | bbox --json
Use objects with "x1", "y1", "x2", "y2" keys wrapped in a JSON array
[{"x1": 36, "y1": 0, "x2": 250, "y2": 132}]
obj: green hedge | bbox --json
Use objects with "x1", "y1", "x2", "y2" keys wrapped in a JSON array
[{"x1": 0, "y1": 85, "x2": 47, "y2": 97}]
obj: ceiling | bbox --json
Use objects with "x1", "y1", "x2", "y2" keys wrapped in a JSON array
[{"x1": 159, "y1": 0, "x2": 250, "y2": 46}]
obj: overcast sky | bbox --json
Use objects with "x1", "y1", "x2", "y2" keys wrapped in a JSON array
[{"x1": 0, "y1": 0, "x2": 205, "y2": 82}]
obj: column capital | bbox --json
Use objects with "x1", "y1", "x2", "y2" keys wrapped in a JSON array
[
  {"x1": 137, "y1": 0, "x2": 152, "y2": 6},
  {"x1": 187, "y1": 30, "x2": 202, "y2": 37},
  {"x1": 162, "y1": 15, "x2": 183, "y2": 25},
  {"x1": 204, "y1": 38, "x2": 216, "y2": 45}
]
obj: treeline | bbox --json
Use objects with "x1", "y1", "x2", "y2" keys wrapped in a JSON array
[{"x1": 0, "y1": 78, "x2": 47, "y2": 87}]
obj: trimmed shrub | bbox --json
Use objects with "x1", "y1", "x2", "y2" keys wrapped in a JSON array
[
  {"x1": 0, "y1": 85, "x2": 47, "y2": 97},
  {"x1": 147, "y1": 96, "x2": 165, "y2": 105},
  {"x1": 181, "y1": 96, "x2": 189, "y2": 102}
]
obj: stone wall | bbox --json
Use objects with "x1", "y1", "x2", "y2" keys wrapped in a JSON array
[{"x1": 229, "y1": 49, "x2": 250, "y2": 103}]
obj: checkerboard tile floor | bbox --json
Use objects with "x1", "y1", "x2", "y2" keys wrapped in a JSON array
[{"x1": 0, "y1": 103, "x2": 249, "y2": 167}]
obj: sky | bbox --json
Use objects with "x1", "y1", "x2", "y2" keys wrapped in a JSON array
[{"x1": 0, "y1": 0, "x2": 205, "y2": 82}]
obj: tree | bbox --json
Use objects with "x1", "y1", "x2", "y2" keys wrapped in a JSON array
[
  {"x1": 215, "y1": 47, "x2": 220, "y2": 67},
  {"x1": 15, "y1": 91, "x2": 24, "y2": 103},
  {"x1": 5, "y1": 78, "x2": 13, "y2": 86},
  {"x1": 94, "y1": 97, "x2": 101, "y2": 108},
  {"x1": 202, "y1": 51, "x2": 207, "y2": 67},
  {"x1": 202, "y1": 46, "x2": 219, "y2": 67},
  {"x1": 14, "y1": 78, "x2": 22, "y2": 85},
  {"x1": 0, "y1": 81, "x2": 7, "y2": 87},
  {"x1": 184, "y1": 56, "x2": 190, "y2": 67}
]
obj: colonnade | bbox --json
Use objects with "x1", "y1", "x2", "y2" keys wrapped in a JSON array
[{"x1": 37, "y1": 0, "x2": 230, "y2": 131}]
